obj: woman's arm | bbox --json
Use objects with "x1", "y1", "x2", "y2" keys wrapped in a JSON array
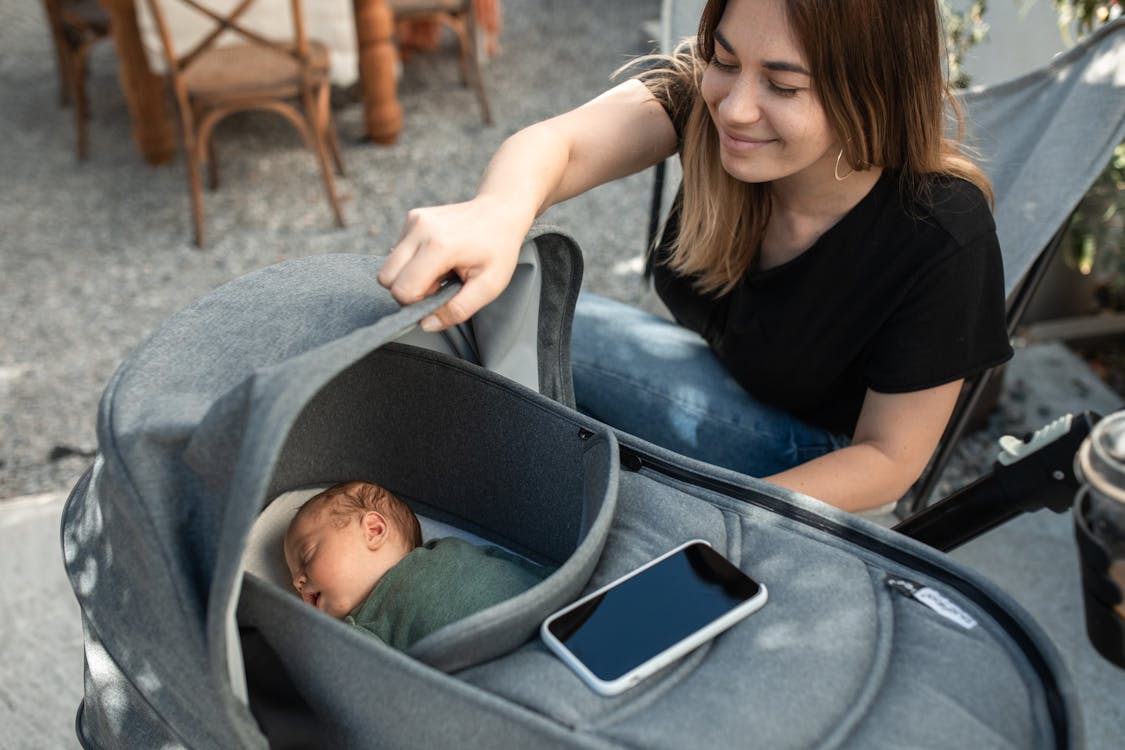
[
  {"x1": 378, "y1": 79, "x2": 678, "y2": 331},
  {"x1": 765, "y1": 381, "x2": 963, "y2": 512}
]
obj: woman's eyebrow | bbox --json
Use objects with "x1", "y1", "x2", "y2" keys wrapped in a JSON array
[
  {"x1": 764, "y1": 60, "x2": 810, "y2": 76},
  {"x1": 714, "y1": 28, "x2": 737, "y2": 55},
  {"x1": 713, "y1": 27, "x2": 811, "y2": 76}
]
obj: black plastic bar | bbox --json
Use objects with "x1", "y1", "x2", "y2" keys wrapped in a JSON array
[{"x1": 894, "y1": 412, "x2": 1100, "y2": 552}]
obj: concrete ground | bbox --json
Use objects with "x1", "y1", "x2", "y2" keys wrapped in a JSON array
[{"x1": 2, "y1": 0, "x2": 1123, "y2": 747}]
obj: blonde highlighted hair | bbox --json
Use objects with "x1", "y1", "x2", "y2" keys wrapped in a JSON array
[{"x1": 632, "y1": 0, "x2": 992, "y2": 295}]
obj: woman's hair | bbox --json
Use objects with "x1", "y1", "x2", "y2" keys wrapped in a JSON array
[
  {"x1": 303, "y1": 481, "x2": 423, "y2": 549},
  {"x1": 634, "y1": 0, "x2": 993, "y2": 295}
]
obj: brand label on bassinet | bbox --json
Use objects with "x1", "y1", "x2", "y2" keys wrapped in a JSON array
[{"x1": 884, "y1": 575, "x2": 978, "y2": 630}]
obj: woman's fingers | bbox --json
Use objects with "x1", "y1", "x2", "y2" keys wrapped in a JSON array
[
  {"x1": 377, "y1": 202, "x2": 525, "y2": 330},
  {"x1": 378, "y1": 233, "x2": 449, "y2": 307},
  {"x1": 376, "y1": 248, "x2": 416, "y2": 296},
  {"x1": 419, "y1": 270, "x2": 501, "y2": 331},
  {"x1": 378, "y1": 235, "x2": 500, "y2": 331},
  {"x1": 377, "y1": 222, "x2": 428, "y2": 296},
  {"x1": 381, "y1": 238, "x2": 456, "y2": 306}
]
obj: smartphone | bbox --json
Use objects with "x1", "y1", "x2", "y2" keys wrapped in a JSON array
[{"x1": 540, "y1": 540, "x2": 767, "y2": 696}]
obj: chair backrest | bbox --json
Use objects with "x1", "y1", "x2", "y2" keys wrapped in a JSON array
[
  {"x1": 138, "y1": 0, "x2": 311, "y2": 76},
  {"x1": 135, "y1": 0, "x2": 357, "y2": 85},
  {"x1": 960, "y1": 17, "x2": 1125, "y2": 302}
]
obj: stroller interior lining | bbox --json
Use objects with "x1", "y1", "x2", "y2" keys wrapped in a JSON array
[{"x1": 391, "y1": 250, "x2": 544, "y2": 394}]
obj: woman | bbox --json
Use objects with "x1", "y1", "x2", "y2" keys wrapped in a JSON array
[{"x1": 377, "y1": 0, "x2": 1012, "y2": 512}]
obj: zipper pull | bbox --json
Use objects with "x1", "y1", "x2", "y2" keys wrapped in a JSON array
[{"x1": 885, "y1": 574, "x2": 978, "y2": 630}]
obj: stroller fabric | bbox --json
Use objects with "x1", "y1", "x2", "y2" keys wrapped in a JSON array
[{"x1": 63, "y1": 229, "x2": 1079, "y2": 749}]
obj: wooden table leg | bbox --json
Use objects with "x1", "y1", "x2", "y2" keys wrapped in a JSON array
[
  {"x1": 100, "y1": 0, "x2": 174, "y2": 165},
  {"x1": 353, "y1": 0, "x2": 403, "y2": 144}
]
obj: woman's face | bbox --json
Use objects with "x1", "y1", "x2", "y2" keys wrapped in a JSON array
[{"x1": 700, "y1": 0, "x2": 840, "y2": 185}]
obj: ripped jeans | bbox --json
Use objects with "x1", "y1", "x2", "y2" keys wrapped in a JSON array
[{"x1": 570, "y1": 293, "x2": 850, "y2": 477}]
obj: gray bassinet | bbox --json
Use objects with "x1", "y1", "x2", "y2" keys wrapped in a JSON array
[{"x1": 62, "y1": 229, "x2": 1080, "y2": 749}]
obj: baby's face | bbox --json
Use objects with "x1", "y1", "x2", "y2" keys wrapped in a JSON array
[{"x1": 284, "y1": 505, "x2": 383, "y2": 619}]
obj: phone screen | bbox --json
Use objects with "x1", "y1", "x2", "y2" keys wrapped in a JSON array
[{"x1": 545, "y1": 542, "x2": 763, "y2": 683}]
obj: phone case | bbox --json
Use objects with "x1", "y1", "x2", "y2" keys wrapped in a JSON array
[{"x1": 539, "y1": 539, "x2": 768, "y2": 696}]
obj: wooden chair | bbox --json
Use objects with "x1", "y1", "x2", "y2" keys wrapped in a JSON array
[
  {"x1": 390, "y1": 0, "x2": 494, "y2": 124},
  {"x1": 42, "y1": 0, "x2": 112, "y2": 160},
  {"x1": 143, "y1": 0, "x2": 346, "y2": 247}
]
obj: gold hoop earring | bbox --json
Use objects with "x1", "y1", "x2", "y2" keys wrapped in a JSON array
[{"x1": 834, "y1": 148, "x2": 854, "y2": 181}]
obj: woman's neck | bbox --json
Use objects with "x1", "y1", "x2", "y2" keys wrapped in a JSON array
[{"x1": 759, "y1": 166, "x2": 884, "y2": 270}]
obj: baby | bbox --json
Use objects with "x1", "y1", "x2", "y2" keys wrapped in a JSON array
[{"x1": 284, "y1": 480, "x2": 552, "y2": 650}]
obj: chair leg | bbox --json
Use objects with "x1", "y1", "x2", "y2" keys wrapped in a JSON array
[
  {"x1": 70, "y1": 49, "x2": 91, "y2": 160},
  {"x1": 461, "y1": 11, "x2": 493, "y2": 124},
  {"x1": 185, "y1": 133, "x2": 207, "y2": 248},
  {"x1": 305, "y1": 84, "x2": 346, "y2": 227},
  {"x1": 446, "y1": 16, "x2": 471, "y2": 86},
  {"x1": 207, "y1": 136, "x2": 219, "y2": 190},
  {"x1": 56, "y1": 37, "x2": 94, "y2": 161},
  {"x1": 195, "y1": 107, "x2": 224, "y2": 192},
  {"x1": 326, "y1": 117, "x2": 346, "y2": 177},
  {"x1": 52, "y1": 32, "x2": 74, "y2": 108}
]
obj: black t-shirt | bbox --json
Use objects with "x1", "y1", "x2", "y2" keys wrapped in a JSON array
[
  {"x1": 652, "y1": 172, "x2": 1013, "y2": 436},
  {"x1": 638, "y1": 57, "x2": 1013, "y2": 435}
]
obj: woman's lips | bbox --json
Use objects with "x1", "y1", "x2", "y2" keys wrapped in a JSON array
[{"x1": 718, "y1": 128, "x2": 775, "y2": 155}]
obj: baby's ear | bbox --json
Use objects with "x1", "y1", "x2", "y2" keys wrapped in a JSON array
[{"x1": 362, "y1": 511, "x2": 389, "y2": 548}]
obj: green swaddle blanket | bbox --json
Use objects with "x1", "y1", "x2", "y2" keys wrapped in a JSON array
[{"x1": 347, "y1": 537, "x2": 553, "y2": 650}]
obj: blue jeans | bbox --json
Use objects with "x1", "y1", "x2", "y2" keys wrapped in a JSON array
[{"x1": 571, "y1": 293, "x2": 849, "y2": 477}]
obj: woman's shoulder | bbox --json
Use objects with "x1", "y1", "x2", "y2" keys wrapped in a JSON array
[
  {"x1": 902, "y1": 173, "x2": 996, "y2": 246},
  {"x1": 914, "y1": 173, "x2": 990, "y2": 208},
  {"x1": 627, "y1": 43, "x2": 698, "y2": 142}
]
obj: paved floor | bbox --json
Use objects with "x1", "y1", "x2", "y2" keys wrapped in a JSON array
[{"x1": 3, "y1": 0, "x2": 1124, "y2": 747}]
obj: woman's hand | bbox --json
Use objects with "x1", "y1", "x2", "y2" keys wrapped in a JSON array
[
  {"x1": 377, "y1": 194, "x2": 533, "y2": 331},
  {"x1": 377, "y1": 79, "x2": 677, "y2": 331}
]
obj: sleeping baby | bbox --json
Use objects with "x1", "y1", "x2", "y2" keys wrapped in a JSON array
[{"x1": 283, "y1": 480, "x2": 552, "y2": 650}]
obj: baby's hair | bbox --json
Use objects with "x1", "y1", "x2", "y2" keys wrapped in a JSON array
[{"x1": 301, "y1": 481, "x2": 423, "y2": 549}]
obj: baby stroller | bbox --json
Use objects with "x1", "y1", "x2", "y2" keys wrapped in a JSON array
[
  {"x1": 62, "y1": 229, "x2": 1080, "y2": 749},
  {"x1": 64, "y1": 13, "x2": 1125, "y2": 747}
]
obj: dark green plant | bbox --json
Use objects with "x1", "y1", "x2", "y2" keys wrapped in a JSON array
[
  {"x1": 1051, "y1": 0, "x2": 1122, "y2": 38},
  {"x1": 1067, "y1": 143, "x2": 1125, "y2": 307},
  {"x1": 1046, "y1": 1, "x2": 1125, "y2": 306}
]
